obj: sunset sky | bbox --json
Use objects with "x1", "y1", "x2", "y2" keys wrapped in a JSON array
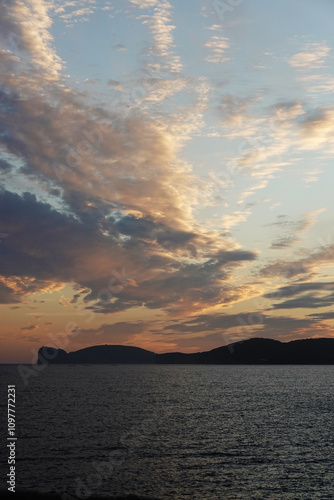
[{"x1": 1, "y1": 0, "x2": 334, "y2": 362}]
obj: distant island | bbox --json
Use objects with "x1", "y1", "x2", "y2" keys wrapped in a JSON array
[{"x1": 38, "y1": 337, "x2": 334, "y2": 365}]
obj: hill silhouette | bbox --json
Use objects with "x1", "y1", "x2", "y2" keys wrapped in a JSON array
[
  {"x1": 38, "y1": 337, "x2": 334, "y2": 365},
  {"x1": 38, "y1": 345, "x2": 156, "y2": 364}
]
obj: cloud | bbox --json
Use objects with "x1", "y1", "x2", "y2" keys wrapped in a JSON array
[
  {"x1": 264, "y1": 282, "x2": 334, "y2": 310},
  {"x1": 296, "y1": 72, "x2": 334, "y2": 96},
  {"x1": 0, "y1": 273, "x2": 65, "y2": 305},
  {"x1": 159, "y1": 312, "x2": 257, "y2": 334},
  {"x1": 204, "y1": 35, "x2": 230, "y2": 64},
  {"x1": 299, "y1": 106, "x2": 334, "y2": 150},
  {"x1": 206, "y1": 24, "x2": 222, "y2": 32},
  {"x1": 217, "y1": 98, "x2": 334, "y2": 191},
  {"x1": 6, "y1": 1, "x2": 325, "y2": 338},
  {"x1": 0, "y1": 84, "x2": 198, "y2": 229},
  {"x1": 217, "y1": 100, "x2": 307, "y2": 182},
  {"x1": 268, "y1": 209, "x2": 325, "y2": 249},
  {"x1": 137, "y1": 0, "x2": 182, "y2": 73},
  {"x1": 20, "y1": 324, "x2": 38, "y2": 332},
  {"x1": 221, "y1": 210, "x2": 251, "y2": 230},
  {"x1": 102, "y1": 2, "x2": 113, "y2": 12},
  {"x1": 0, "y1": 1, "x2": 208, "y2": 231},
  {"x1": 260, "y1": 260, "x2": 309, "y2": 279},
  {"x1": 0, "y1": 2, "x2": 212, "y2": 243},
  {"x1": 0, "y1": 189, "x2": 257, "y2": 314},
  {"x1": 84, "y1": 78, "x2": 100, "y2": 85},
  {"x1": 265, "y1": 282, "x2": 334, "y2": 300},
  {"x1": 0, "y1": 279, "x2": 21, "y2": 304},
  {"x1": 0, "y1": 1, "x2": 260, "y2": 319},
  {"x1": 64, "y1": 311, "x2": 322, "y2": 353},
  {"x1": 308, "y1": 312, "x2": 334, "y2": 320},
  {"x1": 260, "y1": 242, "x2": 334, "y2": 280},
  {"x1": 113, "y1": 43, "x2": 127, "y2": 51},
  {"x1": 107, "y1": 79, "x2": 124, "y2": 91},
  {"x1": 114, "y1": 214, "x2": 196, "y2": 247},
  {"x1": 269, "y1": 294, "x2": 334, "y2": 311},
  {"x1": 0, "y1": 0, "x2": 64, "y2": 82},
  {"x1": 51, "y1": 1, "x2": 99, "y2": 26},
  {"x1": 289, "y1": 43, "x2": 330, "y2": 69},
  {"x1": 154, "y1": 311, "x2": 321, "y2": 347},
  {"x1": 238, "y1": 180, "x2": 268, "y2": 205},
  {"x1": 129, "y1": 0, "x2": 159, "y2": 8},
  {"x1": 127, "y1": 73, "x2": 188, "y2": 105},
  {"x1": 70, "y1": 321, "x2": 147, "y2": 345},
  {"x1": 84, "y1": 247, "x2": 257, "y2": 316},
  {"x1": 265, "y1": 282, "x2": 334, "y2": 310},
  {"x1": 219, "y1": 94, "x2": 258, "y2": 126},
  {"x1": 0, "y1": 190, "x2": 112, "y2": 282},
  {"x1": 303, "y1": 168, "x2": 322, "y2": 185}
]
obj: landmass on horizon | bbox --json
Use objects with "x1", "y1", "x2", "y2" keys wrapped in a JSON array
[{"x1": 37, "y1": 338, "x2": 334, "y2": 365}]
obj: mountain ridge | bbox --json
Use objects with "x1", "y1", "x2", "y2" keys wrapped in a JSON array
[{"x1": 37, "y1": 337, "x2": 334, "y2": 365}]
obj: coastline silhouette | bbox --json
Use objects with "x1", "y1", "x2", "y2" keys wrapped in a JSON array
[{"x1": 38, "y1": 337, "x2": 334, "y2": 365}]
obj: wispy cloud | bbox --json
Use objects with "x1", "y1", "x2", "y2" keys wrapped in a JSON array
[
  {"x1": 20, "y1": 324, "x2": 38, "y2": 332},
  {"x1": 289, "y1": 42, "x2": 330, "y2": 70},
  {"x1": 260, "y1": 242, "x2": 334, "y2": 280},
  {"x1": 264, "y1": 282, "x2": 334, "y2": 311},
  {"x1": 204, "y1": 35, "x2": 230, "y2": 64},
  {"x1": 138, "y1": 0, "x2": 182, "y2": 73},
  {"x1": 129, "y1": 0, "x2": 159, "y2": 8},
  {"x1": 299, "y1": 106, "x2": 334, "y2": 151},
  {"x1": 221, "y1": 210, "x2": 251, "y2": 230},
  {"x1": 107, "y1": 79, "x2": 124, "y2": 91},
  {"x1": 51, "y1": 1, "x2": 100, "y2": 26},
  {"x1": 0, "y1": 0, "x2": 64, "y2": 81},
  {"x1": 268, "y1": 209, "x2": 325, "y2": 249}
]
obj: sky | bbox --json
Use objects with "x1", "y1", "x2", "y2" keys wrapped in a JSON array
[{"x1": 1, "y1": 0, "x2": 334, "y2": 362}]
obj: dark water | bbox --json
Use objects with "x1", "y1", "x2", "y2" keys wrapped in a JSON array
[{"x1": 1, "y1": 364, "x2": 334, "y2": 499}]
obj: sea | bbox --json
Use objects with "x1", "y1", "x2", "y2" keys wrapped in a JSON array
[{"x1": 1, "y1": 364, "x2": 334, "y2": 500}]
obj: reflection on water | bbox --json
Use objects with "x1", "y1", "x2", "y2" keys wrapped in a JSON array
[{"x1": 1, "y1": 364, "x2": 334, "y2": 499}]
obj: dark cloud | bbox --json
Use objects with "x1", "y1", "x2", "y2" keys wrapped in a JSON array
[
  {"x1": 20, "y1": 325, "x2": 38, "y2": 332},
  {"x1": 85, "y1": 248, "x2": 257, "y2": 315},
  {"x1": 158, "y1": 313, "x2": 313, "y2": 335},
  {"x1": 0, "y1": 189, "x2": 256, "y2": 314},
  {"x1": 308, "y1": 312, "x2": 334, "y2": 320},
  {"x1": 115, "y1": 214, "x2": 197, "y2": 250},
  {"x1": 264, "y1": 282, "x2": 334, "y2": 299},
  {"x1": 160, "y1": 312, "x2": 254, "y2": 334},
  {"x1": 269, "y1": 294, "x2": 334, "y2": 310},
  {"x1": 0, "y1": 281, "x2": 20, "y2": 304},
  {"x1": 0, "y1": 189, "x2": 115, "y2": 282},
  {"x1": 151, "y1": 312, "x2": 321, "y2": 348},
  {"x1": 260, "y1": 262, "x2": 307, "y2": 278},
  {"x1": 267, "y1": 211, "x2": 323, "y2": 249},
  {"x1": 0, "y1": 158, "x2": 12, "y2": 172},
  {"x1": 264, "y1": 282, "x2": 334, "y2": 310}
]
